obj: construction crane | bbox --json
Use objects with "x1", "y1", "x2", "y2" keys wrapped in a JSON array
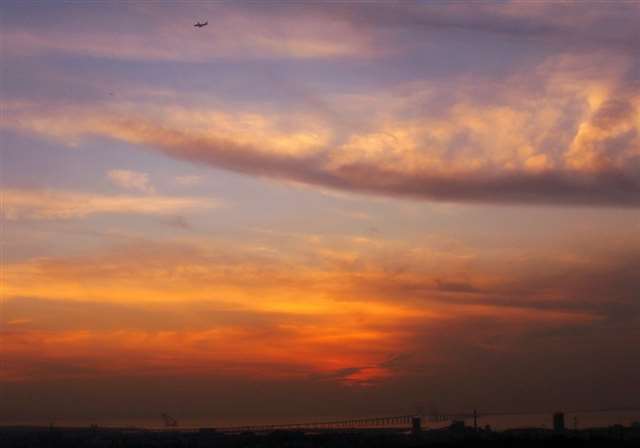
[{"x1": 161, "y1": 413, "x2": 178, "y2": 428}]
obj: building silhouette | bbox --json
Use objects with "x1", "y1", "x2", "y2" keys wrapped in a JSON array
[{"x1": 553, "y1": 412, "x2": 565, "y2": 432}]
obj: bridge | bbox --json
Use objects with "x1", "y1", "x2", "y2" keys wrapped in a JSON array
[
  {"x1": 216, "y1": 414, "x2": 418, "y2": 433},
  {"x1": 213, "y1": 411, "x2": 485, "y2": 433},
  {"x1": 207, "y1": 407, "x2": 640, "y2": 433}
]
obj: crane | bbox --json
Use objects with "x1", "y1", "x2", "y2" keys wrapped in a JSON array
[{"x1": 161, "y1": 413, "x2": 178, "y2": 428}]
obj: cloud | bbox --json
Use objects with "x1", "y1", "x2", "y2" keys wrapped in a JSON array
[
  {"x1": 3, "y1": 51, "x2": 639, "y2": 207},
  {"x1": 174, "y1": 175, "x2": 202, "y2": 187},
  {"x1": 4, "y1": 2, "x2": 639, "y2": 68},
  {"x1": 1, "y1": 3, "x2": 375, "y2": 62},
  {"x1": 159, "y1": 215, "x2": 192, "y2": 230},
  {"x1": 0, "y1": 294, "x2": 404, "y2": 383},
  {"x1": 2, "y1": 237, "x2": 638, "y2": 415},
  {"x1": 303, "y1": 1, "x2": 640, "y2": 55},
  {"x1": 3, "y1": 3, "x2": 640, "y2": 209},
  {"x1": 5, "y1": 234, "x2": 630, "y2": 322},
  {"x1": 0, "y1": 188, "x2": 218, "y2": 220},
  {"x1": 107, "y1": 169, "x2": 154, "y2": 193}
]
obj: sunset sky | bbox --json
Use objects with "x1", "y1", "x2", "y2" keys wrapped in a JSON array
[{"x1": 1, "y1": 1, "x2": 639, "y2": 427}]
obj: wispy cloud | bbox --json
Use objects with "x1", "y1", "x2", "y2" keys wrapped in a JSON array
[
  {"x1": 3, "y1": 239, "x2": 637, "y2": 386},
  {"x1": 5, "y1": 63, "x2": 639, "y2": 207},
  {"x1": 107, "y1": 169, "x2": 154, "y2": 194},
  {"x1": 174, "y1": 175, "x2": 202, "y2": 187},
  {"x1": 1, "y1": 3, "x2": 376, "y2": 62},
  {"x1": 3, "y1": 2, "x2": 639, "y2": 209},
  {"x1": 1, "y1": 189, "x2": 218, "y2": 220}
]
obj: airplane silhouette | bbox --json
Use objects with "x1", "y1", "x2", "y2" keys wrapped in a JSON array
[{"x1": 194, "y1": 21, "x2": 208, "y2": 28}]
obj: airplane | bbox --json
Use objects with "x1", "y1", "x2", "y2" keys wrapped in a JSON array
[{"x1": 194, "y1": 21, "x2": 208, "y2": 28}]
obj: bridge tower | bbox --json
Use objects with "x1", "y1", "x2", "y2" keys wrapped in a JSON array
[{"x1": 411, "y1": 416, "x2": 421, "y2": 434}]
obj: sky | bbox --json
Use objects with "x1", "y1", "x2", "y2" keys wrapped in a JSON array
[{"x1": 1, "y1": 1, "x2": 639, "y2": 428}]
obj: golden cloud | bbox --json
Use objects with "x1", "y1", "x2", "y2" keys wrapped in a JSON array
[
  {"x1": 0, "y1": 188, "x2": 219, "y2": 220},
  {"x1": 106, "y1": 169, "x2": 155, "y2": 194},
  {"x1": 5, "y1": 232, "x2": 631, "y2": 385},
  {"x1": 3, "y1": 56, "x2": 638, "y2": 207}
]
